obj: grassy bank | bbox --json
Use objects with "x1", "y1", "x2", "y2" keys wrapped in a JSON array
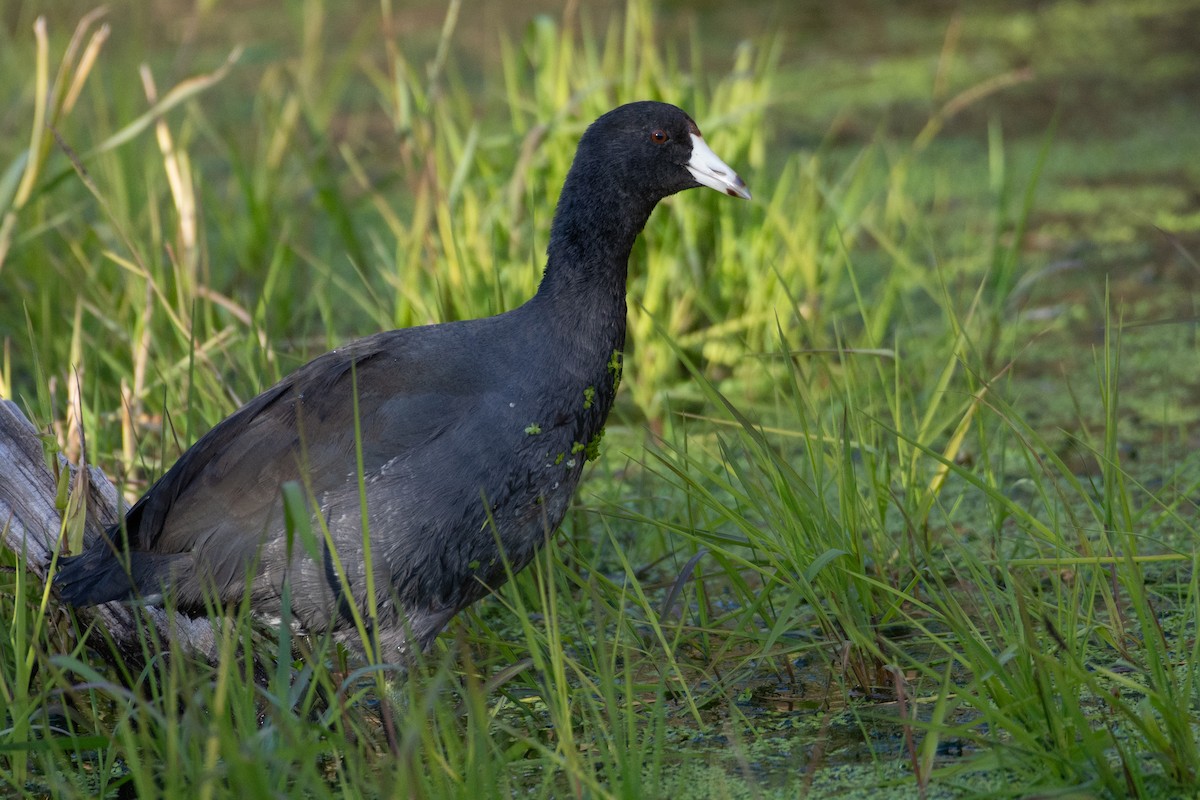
[{"x1": 3, "y1": 0, "x2": 1200, "y2": 797}]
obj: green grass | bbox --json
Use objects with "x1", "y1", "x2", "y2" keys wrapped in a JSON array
[{"x1": 3, "y1": 0, "x2": 1200, "y2": 797}]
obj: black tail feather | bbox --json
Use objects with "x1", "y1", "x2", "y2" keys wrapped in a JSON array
[{"x1": 54, "y1": 536, "x2": 137, "y2": 606}]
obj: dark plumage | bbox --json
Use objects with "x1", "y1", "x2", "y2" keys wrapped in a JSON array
[{"x1": 55, "y1": 101, "x2": 750, "y2": 655}]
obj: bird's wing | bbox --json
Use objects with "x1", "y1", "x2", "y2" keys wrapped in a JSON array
[{"x1": 122, "y1": 329, "x2": 474, "y2": 557}]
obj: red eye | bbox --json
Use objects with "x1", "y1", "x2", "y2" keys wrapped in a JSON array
[{"x1": 651, "y1": 129, "x2": 669, "y2": 144}]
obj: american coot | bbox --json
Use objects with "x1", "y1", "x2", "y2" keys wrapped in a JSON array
[{"x1": 55, "y1": 101, "x2": 750, "y2": 655}]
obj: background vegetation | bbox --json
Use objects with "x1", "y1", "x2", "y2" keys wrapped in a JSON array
[{"x1": 3, "y1": 0, "x2": 1200, "y2": 797}]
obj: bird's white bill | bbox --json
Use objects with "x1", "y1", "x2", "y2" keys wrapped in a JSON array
[{"x1": 686, "y1": 134, "x2": 751, "y2": 200}]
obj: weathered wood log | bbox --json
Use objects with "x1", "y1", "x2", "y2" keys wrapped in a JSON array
[{"x1": 0, "y1": 398, "x2": 219, "y2": 667}]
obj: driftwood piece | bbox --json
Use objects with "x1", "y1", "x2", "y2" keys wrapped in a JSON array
[{"x1": 0, "y1": 398, "x2": 218, "y2": 665}]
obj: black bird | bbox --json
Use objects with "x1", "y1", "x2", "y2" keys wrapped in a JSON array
[{"x1": 55, "y1": 101, "x2": 750, "y2": 655}]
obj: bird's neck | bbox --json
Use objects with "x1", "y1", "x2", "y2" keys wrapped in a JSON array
[{"x1": 534, "y1": 167, "x2": 659, "y2": 313}]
